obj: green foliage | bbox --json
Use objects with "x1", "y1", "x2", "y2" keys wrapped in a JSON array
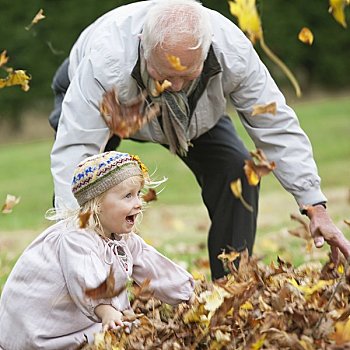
[{"x1": 0, "y1": 0, "x2": 349, "y2": 124}]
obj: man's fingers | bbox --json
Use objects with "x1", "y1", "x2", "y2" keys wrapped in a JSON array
[{"x1": 313, "y1": 234, "x2": 325, "y2": 248}]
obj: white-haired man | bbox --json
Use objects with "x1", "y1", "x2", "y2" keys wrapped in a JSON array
[{"x1": 49, "y1": 0, "x2": 350, "y2": 280}]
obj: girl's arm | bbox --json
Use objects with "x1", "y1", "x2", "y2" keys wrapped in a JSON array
[{"x1": 127, "y1": 233, "x2": 194, "y2": 305}]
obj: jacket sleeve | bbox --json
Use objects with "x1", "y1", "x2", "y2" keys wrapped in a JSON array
[
  {"x1": 127, "y1": 233, "x2": 194, "y2": 305},
  {"x1": 59, "y1": 230, "x2": 120, "y2": 322},
  {"x1": 50, "y1": 51, "x2": 111, "y2": 210},
  {"x1": 223, "y1": 27, "x2": 327, "y2": 207}
]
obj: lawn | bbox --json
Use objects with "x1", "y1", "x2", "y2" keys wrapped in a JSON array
[{"x1": 0, "y1": 95, "x2": 350, "y2": 285}]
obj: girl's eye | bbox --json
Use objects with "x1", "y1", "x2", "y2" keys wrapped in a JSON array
[
  {"x1": 125, "y1": 193, "x2": 132, "y2": 198},
  {"x1": 137, "y1": 190, "x2": 142, "y2": 197}
]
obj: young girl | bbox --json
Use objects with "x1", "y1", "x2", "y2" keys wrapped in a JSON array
[{"x1": 0, "y1": 151, "x2": 194, "y2": 350}]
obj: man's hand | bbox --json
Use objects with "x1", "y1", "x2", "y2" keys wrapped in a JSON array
[
  {"x1": 306, "y1": 205, "x2": 350, "y2": 264},
  {"x1": 95, "y1": 304, "x2": 123, "y2": 332},
  {"x1": 100, "y1": 88, "x2": 160, "y2": 138}
]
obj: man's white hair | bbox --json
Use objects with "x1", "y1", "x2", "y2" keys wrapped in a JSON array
[{"x1": 141, "y1": 0, "x2": 213, "y2": 61}]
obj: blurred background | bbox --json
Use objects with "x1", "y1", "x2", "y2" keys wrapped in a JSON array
[{"x1": 0, "y1": 0, "x2": 350, "y2": 284}]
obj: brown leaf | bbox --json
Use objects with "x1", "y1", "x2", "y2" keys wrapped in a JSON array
[
  {"x1": 252, "y1": 102, "x2": 277, "y2": 116},
  {"x1": 85, "y1": 266, "x2": 126, "y2": 299},
  {"x1": 100, "y1": 88, "x2": 160, "y2": 138},
  {"x1": 1, "y1": 194, "x2": 21, "y2": 214},
  {"x1": 79, "y1": 211, "x2": 92, "y2": 228},
  {"x1": 344, "y1": 219, "x2": 350, "y2": 227},
  {"x1": 0, "y1": 50, "x2": 9, "y2": 67},
  {"x1": 142, "y1": 188, "x2": 157, "y2": 203},
  {"x1": 25, "y1": 9, "x2": 46, "y2": 30}
]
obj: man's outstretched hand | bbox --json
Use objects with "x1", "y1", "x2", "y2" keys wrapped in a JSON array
[
  {"x1": 305, "y1": 205, "x2": 350, "y2": 264},
  {"x1": 100, "y1": 89, "x2": 160, "y2": 138}
]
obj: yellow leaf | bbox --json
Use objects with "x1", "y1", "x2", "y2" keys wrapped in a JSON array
[
  {"x1": 250, "y1": 334, "x2": 266, "y2": 350},
  {"x1": 230, "y1": 178, "x2": 242, "y2": 198},
  {"x1": 230, "y1": 178, "x2": 254, "y2": 212},
  {"x1": 298, "y1": 27, "x2": 314, "y2": 45},
  {"x1": 166, "y1": 54, "x2": 187, "y2": 71},
  {"x1": 25, "y1": 9, "x2": 46, "y2": 30},
  {"x1": 288, "y1": 278, "x2": 334, "y2": 298},
  {"x1": 1, "y1": 194, "x2": 21, "y2": 214},
  {"x1": 0, "y1": 50, "x2": 9, "y2": 67},
  {"x1": 329, "y1": 0, "x2": 349, "y2": 28},
  {"x1": 244, "y1": 163, "x2": 260, "y2": 186},
  {"x1": 329, "y1": 319, "x2": 350, "y2": 344},
  {"x1": 228, "y1": 0, "x2": 263, "y2": 44},
  {"x1": 192, "y1": 270, "x2": 206, "y2": 281},
  {"x1": 152, "y1": 79, "x2": 172, "y2": 97},
  {"x1": 251, "y1": 102, "x2": 277, "y2": 116},
  {"x1": 0, "y1": 69, "x2": 31, "y2": 91}
]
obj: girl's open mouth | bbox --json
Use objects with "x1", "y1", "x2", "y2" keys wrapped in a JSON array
[{"x1": 126, "y1": 214, "x2": 137, "y2": 225}]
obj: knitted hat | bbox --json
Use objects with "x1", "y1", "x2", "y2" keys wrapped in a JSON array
[{"x1": 72, "y1": 151, "x2": 148, "y2": 206}]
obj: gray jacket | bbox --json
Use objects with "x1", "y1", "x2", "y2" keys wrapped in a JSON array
[{"x1": 51, "y1": 0, "x2": 326, "y2": 209}]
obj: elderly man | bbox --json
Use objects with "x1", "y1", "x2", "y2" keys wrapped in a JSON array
[{"x1": 49, "y1": 0, "x2": 350, "y2": 280}]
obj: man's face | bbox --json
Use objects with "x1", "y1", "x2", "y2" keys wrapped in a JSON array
[{"x1": 146, "y1": 44, "x2": 204, "y2": 92}]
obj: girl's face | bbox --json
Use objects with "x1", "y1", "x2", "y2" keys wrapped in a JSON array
[{"x1": 99, "y1": 177, "x2": 143, "y2": 237}]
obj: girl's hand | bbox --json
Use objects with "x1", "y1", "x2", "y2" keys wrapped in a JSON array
[{"x1": 95, "y1": 304, "x2": 124, "y2": 332}]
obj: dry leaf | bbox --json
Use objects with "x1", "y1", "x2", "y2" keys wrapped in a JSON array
[
  {"x1": 25, "y1": 9, "x2": 46, "y2": 31},
  {"x1": 0, "y1": 50, "x2": 9, "y2": 67},
  {"x1": 329, "y1": 0, "x2": 349, "y2": 28},
  {"x1": 142, "y1": 189, "x2": 157, "y2": 203},
  {"x1": 344, "y1": 219, "x2": 350, "y2": 227},
  {"x1": 298, "y1": 27, "x2": 314, "y2": 45},
  {"x1": 166, "y1": 54, "x2": 187, "y2": 71},
  {"x1": 1, "y1": 194, "x2": 21, "y2": 214},
  {"x1": 0, "y1": 69, "x2": 31, "y2": 91},
  {"x1": 329, "y1": 319, "x2": 350, "y2": 344},
  {"x1": 230, "y1": 179, "x2": 253, "y2": 212},
  {"x1": 252, "y1": 102, "x2": 277, "y2": 116},
  {"x1": 85, "y1": 266, "x2": 126, "y2": 299},
  {"x1": 244, "y1": 148, "x2": 276, "y2": 186},
  {"x1": 100, "y1": 88, "x2": 160, "y2": 138},
  {"x1": 79, "y1": 211, "x2": 92, "y2": 228},
  {"x1": 152, "y1": 79, "x2": 172, "y2": 97},
  {"x1": 228, "y1": 0, "x2": 262, "y2": 44}
]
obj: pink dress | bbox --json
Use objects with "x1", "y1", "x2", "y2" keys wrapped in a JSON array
[{"x1": 0, "y1": 220, "x2": 193, "y2": 350}]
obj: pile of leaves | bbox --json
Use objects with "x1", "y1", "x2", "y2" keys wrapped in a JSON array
[{"x1": 81, "y1": 251, "x2": 350, "y2": 350}]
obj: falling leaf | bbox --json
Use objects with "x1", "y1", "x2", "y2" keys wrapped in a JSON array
[
  {"x1": 218, "y1": 251, "x2": 240, "y2": 264},
  {"x1": 1, "y1": 194, "x2": 21, "y2": 214},
  {"x1": 251, "y1": 102, "x2": 277, "y2": 116},
  {"x1": 152, "y1": 80, "x2": 172, "y2": 97},
  {"x1": 0, "y1": 50, "x2": 9, "y2": 67},
  {"x1": 79, "y1": 211, "x2": 91, "y2": 228},
  {"x1": 244, "y1": 162, "x2": 260, "y2": 186},
  {"x1": 85, "y1": 266, "x2": 126, "y2": 299},
  {"x1": 25, "y1": 9, "x2": 46, "y2": 31},
  {"x1": 244, "y1": 149, "x2": 276, "y2": 186},
  {"x1": 329, "y1": 0, "x2": 349, "y2": 28},
  {"x1": 230, "y1": 178, "x2": 253, "y2": 212},
  {"x1": 142, "y1": 188, "x2": 157, "y2": 203},
  {"x1": 298, "y1": 27, "x2": 314, "y2": 45},
  {"x1": 329, "y1": 319, "x2": 350, "y2": 344},
  {"x1": 166, "y1": 54, "x2": 187, "y2": 71},
  {"x1": 0, "y1": 69, "x2": 31, "y2": 91},
  {"x1": 288, "y1": 214, "x2": 313, "y2": 252},
  {"x1": 100, "y1": 88, "x2": 160, "y2": 138},
  {"x1": 344, "y1": 219, "x2": 350, "y2": 227},
  {"x1": 228, "y1": 0, "x2": 262, "y2": 44}
]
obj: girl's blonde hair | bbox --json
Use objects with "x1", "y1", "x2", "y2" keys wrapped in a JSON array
[{"x1": 46, "y1": 173, "x2": 166, "y2": 238}]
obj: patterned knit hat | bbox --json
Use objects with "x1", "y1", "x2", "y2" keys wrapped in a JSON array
[{"x1": 72, "y1": 151, "x2": 148, "y2": 206}]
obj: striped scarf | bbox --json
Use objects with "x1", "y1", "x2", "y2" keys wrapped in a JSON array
[{"x1": 140, "y1": 57, "x2": 199, "y2": 156}]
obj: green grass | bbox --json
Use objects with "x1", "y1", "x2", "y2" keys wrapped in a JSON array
[{"x1": 1, "y1": 96, "x2": 349, "y2": 231}]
